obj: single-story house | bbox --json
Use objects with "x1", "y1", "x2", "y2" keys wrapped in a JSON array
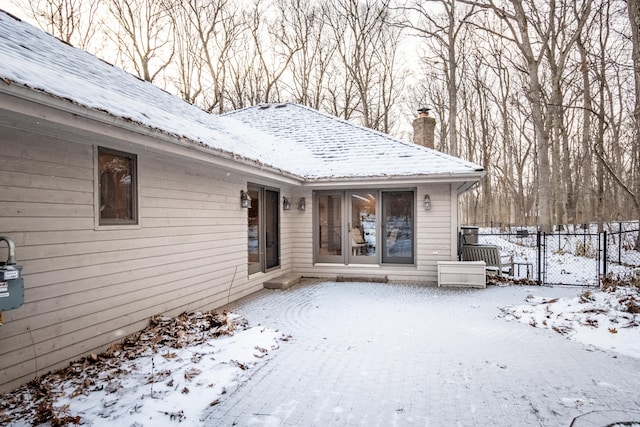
[{"x1": 0, "y1": 10, "x2": 484, "y2": 393}]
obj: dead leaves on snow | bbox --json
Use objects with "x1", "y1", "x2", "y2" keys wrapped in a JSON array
[
  {"x1": 502, "y1": 286, "x2": 640, "y2": 348},
  {"x1": 183, "y1": 368, "x2": 202, "y2": 381},
  {"x1": 0, "y1": 310, "x2": 249, "y2": 426},
  {"x1": 33, "y1": 400, "x2": 81, "y2": 427},
  {"x1": 487, "y1": 275, "x2": 540, "y2": 286}
]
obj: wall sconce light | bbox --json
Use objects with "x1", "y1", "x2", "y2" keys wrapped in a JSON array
[
  {"x1": 283, "y1": 197, "x2": 291, "y2": 210},
  {"x1": 240, "y1": 190, "x2": 252, "y2": 209},
  {"x1": 423, "y1": 194, "x2": 431, "y2": 210},
  {"x1": 298, "y1": 197, "x2": 306, "y2": 211}
]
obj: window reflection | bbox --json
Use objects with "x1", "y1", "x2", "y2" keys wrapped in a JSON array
[
  {"x1": 350, "y1": 193, "x2": 376, "y2": 257},
  {"x1": 318, "y1": 194, "x2": 342, "y2": 257},
  {"x1": 248, "y1": 188, "x2": 260, "y2": 274},
  {"x1": 383, "y1": 191, "x2": 414, "y2": 263},
  {"x1": 98, "y1": 147, "x2": 136, "y2": 224}
]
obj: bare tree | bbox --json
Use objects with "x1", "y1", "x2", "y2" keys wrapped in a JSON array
[
  {"x1": 244, "y1": 0, "x2": 303, "y2": 104},
  {"x1": 629, "y1": 0, "x2": 640, "y2": 248},
  {"x1": 458, "y1": 0, "x2": 557, "y2": 231},
  {"x1": 325, "y1": 0, "x2": 401, "y2": 131},
  {"x1": 275, "y1": 0, "x2": 335, "y2": 110},
  {"x1": 173, "y1": 0, "x2": 242, "y2": 113},
  {"x1": 543, "y1": 0, "x2": 592, "y2": 227},
  {"x1": 162, "y1": 1, "x2": 203, "y2": 105},
  {"x1": 395, "y1": 0, "x2": 477, "y2": 156},
  {"x1": 105, "y1": 0, "x2": 174, "y2": 83},
  {"x1": 16, "y1": 0, "x2": 100, "y2": 49}
]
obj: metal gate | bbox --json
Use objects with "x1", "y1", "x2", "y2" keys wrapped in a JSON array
[{"x1": 539, "y1": 231, "x2": 605, "y2": 287}]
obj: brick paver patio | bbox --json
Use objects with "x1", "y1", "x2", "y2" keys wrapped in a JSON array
[{"x1": 204, "y1": 280, "x2": 640, "y2": 426}]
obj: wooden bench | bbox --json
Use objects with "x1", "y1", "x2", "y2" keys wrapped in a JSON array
[{"x1": 461, "y1": 244, "x2": 513, "y2": 276}]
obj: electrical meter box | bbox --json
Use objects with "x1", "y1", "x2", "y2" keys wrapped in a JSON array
[{"x1": 0, "y1": 237, "x2": 24, "y2": 311}]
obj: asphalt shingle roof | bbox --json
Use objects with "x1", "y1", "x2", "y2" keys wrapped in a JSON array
[
  {"x1": 0, "y1": 10, "x2": 483, "y2": 182},
  {"x1": 225, "y1": 103, "x2": 484, "y2": 180}
]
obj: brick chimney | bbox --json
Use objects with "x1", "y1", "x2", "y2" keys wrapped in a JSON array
[{"x1": 412, "y1": 107, "x2": 435, "y2": 149}]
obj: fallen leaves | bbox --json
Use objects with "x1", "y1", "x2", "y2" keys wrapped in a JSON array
[
  {"x1": 501, "y1": 286, "x2": 640, "y2": 356},
  {"x1": 552, "y1": 325, "x2": 572, "y2": 335},
  {"x1": 0, "y1": 309, "x2": 253, "y2": 426},
  {"x1": 231, "y1": 360, "x2": 248, "y2": 370},
  {"x1": 33, "y1": 400, "x2": 81, "y2": 427},
  {"x1": 183, "y1": 368, "x2": 202, "y2": 381}
]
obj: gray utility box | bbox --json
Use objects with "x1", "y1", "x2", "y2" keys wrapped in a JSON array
[
  {"x1": 460, "y1": 226, "x2": 479, "y2": 244},
  {"x1": 0, "y1": 237, "x2": 24, "y2": 311}
]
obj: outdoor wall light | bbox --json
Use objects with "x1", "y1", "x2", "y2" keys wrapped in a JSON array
[
  {"x1": 240, "y1": 190, "x2": 252, "y2": 209},
  {"x1": 283, "y1": 197, "x2": 291, "y2": 210},
  {"x1": 424, "y1": 194, "x2": 431, "y2": 210},
  {"x1": 298, "y1": 197, "x2": 306, "y2": 211}
]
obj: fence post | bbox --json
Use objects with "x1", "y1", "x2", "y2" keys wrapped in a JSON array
[
  {"x1": 619, "y1": 222, "x2": 622, "y2": 264},
  {"x1": 602, "y1": 230, "x2": 607, "y2": 281},
  {"x1": 537, "y1": 231, "x2": 542, "y2": 286}
]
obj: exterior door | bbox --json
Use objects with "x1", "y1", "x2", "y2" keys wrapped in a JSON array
[
  {"x1": 348, "y1": 191, "x2": 377, "y2": 264},
  {"x1": 381, "y1": 190, "x2": 414, "y2": 264},
  {"x1": 315, "y1": 192, "x2": 343, "y2": 263},
  {"x1": 248, "y1": 185, "x2": 280, "y2": 275},
  {"x1": 264, "y1": 189, "x2": 279, "y2": 269}
]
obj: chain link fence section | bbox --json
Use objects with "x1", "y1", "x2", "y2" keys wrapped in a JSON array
[
  {"x1": 606, "y1": 222, "x2": 640, "y2": 268},
  {"x1": 471, "y1": 226, "x2": 638, "y2": 287}
]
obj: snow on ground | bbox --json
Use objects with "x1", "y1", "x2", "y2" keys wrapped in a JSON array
[
  {"x1": 499, "y1": 285, "x2": 640, "y2": 358},
  {"x1": 0, "y1": 311, "x2": 290, "y2": 427},
  {"x1": 1, "y1": 231, "x2": 639, "y2": 426},
  {"x1": 2, "y1": 282, "x2": 639, "y2": 426},
  {"x1": 488, "y1": 229, "x2": 640, "y2": 359}
]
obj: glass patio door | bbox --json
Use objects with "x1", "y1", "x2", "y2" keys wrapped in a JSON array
[
  {"x1": 381, "y1": 191, "x2": 414, "y2": 264},
  {"x1": 315, "y1": 192, "x2": 343, "y2": 263},
  {"x1": 348, "y1": 191, "x2": 377, "y2": 264},
  {"x1": 248, "y1": 185, "x2": 280, "y2": 275}
]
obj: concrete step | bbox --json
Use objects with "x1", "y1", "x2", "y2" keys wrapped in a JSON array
[
  {"x1": 336, "y1": 274, "x2": 388, "y2": 283},
  {"x1": 263, "y1": 274, "x2": 301, "y2": 290}
]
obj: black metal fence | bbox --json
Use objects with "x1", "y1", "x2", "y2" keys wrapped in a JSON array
[
  {"x1": 605, "y1": 222, "x2": 640, "y2": 267},
  {"x1": 467, "y1": 223, "x2": 640, "y2": 287}
]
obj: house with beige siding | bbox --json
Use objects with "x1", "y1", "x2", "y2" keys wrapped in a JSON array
[{"x1": 0, "y1": 11, "x2": 483, "y2": 393}]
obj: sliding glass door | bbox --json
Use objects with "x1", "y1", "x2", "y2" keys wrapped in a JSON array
[
  {"x1": 381, "y1": 191, "x2": 414, "y2": 264},
  {"x1": 348, "y1": 191, "x2": 377, "y2": 264},
  {"x1": 314, "y1": 189, "x2": 414, "y2": 265},
  {"x1": 315, "y1": 192, "x2": 343, "y2": 263},
  {"x1": 248, "y1": 184, "x2": 280, "y2": 275}
]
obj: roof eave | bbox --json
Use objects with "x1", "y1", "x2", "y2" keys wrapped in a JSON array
[
  {"x1": 0, "y1": 81, "x2": 305, "y2": 186},
  {"x1": 301, "y1": 171, "x2": 485, "y2": 188}
]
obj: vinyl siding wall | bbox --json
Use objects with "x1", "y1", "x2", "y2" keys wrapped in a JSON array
[{"x1": 0, "y1": 127, "x2": 292, "y2": 393}]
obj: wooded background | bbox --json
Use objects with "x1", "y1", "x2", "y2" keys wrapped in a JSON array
[{"x1": 11, "y1": 0, "x2": 640, "y2": 232}]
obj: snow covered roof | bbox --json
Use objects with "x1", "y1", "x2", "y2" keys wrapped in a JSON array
[
  {"x1": 225, "y1": 103, "x2": 484, "y2": 180},
  {"x1": 0, "y1": 10, "x2": 483, "y2": 183},
  {"x1": 0, "y1": 11, "x2": 314, "y2": 177}
]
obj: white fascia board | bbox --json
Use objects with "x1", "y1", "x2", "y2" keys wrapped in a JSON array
[
  {"x1": 301, "y1": 172, "x2": 485, "y2": 189},
  {"x1": 456, "y1": 178, "x2": 484, "y2": 195},
  {"x1": 0, "y1": 83, "x2": 304, "y2": 186}
]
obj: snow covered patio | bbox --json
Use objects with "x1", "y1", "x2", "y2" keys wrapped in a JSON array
[
  {"x1": 3, "y1": 279, "x2": 640, "y2": 426},
  {"x1": 205, "y1": 280, "x2": 640, "y2": 426}
]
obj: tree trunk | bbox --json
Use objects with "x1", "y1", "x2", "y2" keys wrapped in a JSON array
[{"x1": 629, "y1": 0, "x2": 640, "y2": 249}]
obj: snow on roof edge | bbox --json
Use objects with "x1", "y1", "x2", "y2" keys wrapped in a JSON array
[{"x1": 225, "y1": 102, "x2": 484, "y2": 173}]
